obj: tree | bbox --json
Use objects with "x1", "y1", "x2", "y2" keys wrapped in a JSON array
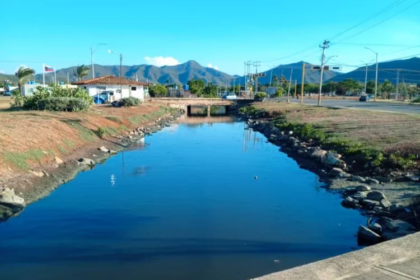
[
  {"x1": 272, "y1": 75, "x2": 279, "y2": 87},
  {"x1": 73, "y1": 65, "x2": 90, "y2": 81},
  {"x1": 203, "y1": 84, "x2": 218, "y2": 97},
  {"x1": 380, "y1": 79, "x2": 395, "y2": 99},
  {"x1": 324, "y1": 81, "x2": 337, "y2": 94},
  {"x1": 187, "y1": 79, "x2": 206, "y2": 96},
  {"x1": 149, "y1": 84, "x2": 167, "y2": 97},
  {"x1": 15, "y1": 66, "x2": 35, "y2": 95},
  {"x1": 366, "y1": 80, "x2": 376, "y2": 94}
]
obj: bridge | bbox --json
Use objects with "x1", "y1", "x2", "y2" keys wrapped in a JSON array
[{"x1": 146, "y1": 98, "x2": 254, "y2": 116}]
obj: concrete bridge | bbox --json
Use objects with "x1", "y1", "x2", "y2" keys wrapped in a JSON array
[{"x1": 146, "y1": 98, "x2": 254, "y2": 116}]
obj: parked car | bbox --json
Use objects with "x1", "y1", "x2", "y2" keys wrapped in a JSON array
[
  {"x1": 359, "y1": 95, "x2": 369, "y2": 102},
  {"x1": 222, "y1": 93, "x2": 237, "y2": 100}
]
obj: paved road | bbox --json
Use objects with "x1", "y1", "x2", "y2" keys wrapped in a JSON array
[{"x1": 289, "y1": 98, "x2": 420, "y2": 114}]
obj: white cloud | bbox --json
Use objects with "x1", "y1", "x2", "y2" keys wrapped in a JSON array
[
  {"x1": 207, "y1": 63, "x2": 219, "y2": 71},
  {"x1": 144, "y1": 56, "x2": 179, "y2": 67}
]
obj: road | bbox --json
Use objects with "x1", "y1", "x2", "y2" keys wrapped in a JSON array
[{"x1": 289, "y1": 98, "x2": 420, "y2": 114}]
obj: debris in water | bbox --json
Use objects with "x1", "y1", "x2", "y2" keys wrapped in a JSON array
[
  {"x1": 254, "y1": 176, "x2": 258, "y2": 180},
  {"x1": 274, "y1": 260, "x2": 280, "y2": 264}
]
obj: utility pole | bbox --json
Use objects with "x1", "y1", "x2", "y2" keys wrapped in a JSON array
[
  {"x1": 91, "y1": 47, "x2": 95, "y2": 79},
  {"x1": 120, "y1": 53, "x2": 123, "y2": 97},
  {"x1": 287, "y1": 69, "x2": 293, "y2": 103},
  {"x1": 300, "y1": 63, "x2": 305, "y2": 104},
  {"x1": 318, "y1": 40, "x2": 330, "y2": 106},
  {"x1": 253, "y1": 61, "x2": 260, "y2": 95},
  {"x1": 294, "y1": 80, "x2": 297, "y2": 99},
  {"x1": 396, "y1": 69, "x2": 400, "y2": 100},
  {"x1": 364, "y1": 63, "x2": 368, "y2": 94},
  {"x1": 67, "y1": 72, "x2": 70, "y2": 84}
]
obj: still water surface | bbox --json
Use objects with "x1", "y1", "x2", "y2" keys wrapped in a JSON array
[{"x1": 0, "y1": 119, "x2": 365, "y2": 280}]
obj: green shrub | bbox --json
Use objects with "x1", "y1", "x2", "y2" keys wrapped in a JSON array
[
  {"x1": 121, "y1": 97, "x2": 141, "y2": 107},
  {"x1": 22, "y1": 86, "x2": 93, "y2": 111},
  {"x1": 98, "y1": 127, "x2": 106, "y2": 138},
  {"x1": 254, "y1": 92, "x2": 267, "y2": 100},
  {"x1": 412, "y1": 97, "x2": 420, "y2": 103},
  {"x1": 37, "y1": 97, "x2": 90, "y2": 112}
]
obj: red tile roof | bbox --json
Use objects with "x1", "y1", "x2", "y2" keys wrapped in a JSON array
[{"x1": 72, "y1": 75, "x2": 148, "y2": 86}]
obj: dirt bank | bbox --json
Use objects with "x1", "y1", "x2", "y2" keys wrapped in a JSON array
[{"x1": 0, "y1": 104, "x2": 184, "y2": 221}]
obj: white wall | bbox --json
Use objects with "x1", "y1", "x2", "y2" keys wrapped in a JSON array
[{"x1": 78, "y1": 84, "x2": 144, "y2": 101}]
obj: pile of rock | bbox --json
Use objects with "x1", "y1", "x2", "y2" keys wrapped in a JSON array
[
  {"x1": 358, "y1": 217, "x2": 417, "y2": 244},
  {"x1": 0, "y1": 187, "x2": 26, "y2": 221}
]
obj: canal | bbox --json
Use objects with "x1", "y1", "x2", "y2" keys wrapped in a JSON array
[{"x1": 0, "y1": 117, "x2": 365, "y2": 280}]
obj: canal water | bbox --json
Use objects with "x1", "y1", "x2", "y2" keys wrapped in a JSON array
[{"x1": 0, "y1": 118, "x2": 365, "y2": 280}]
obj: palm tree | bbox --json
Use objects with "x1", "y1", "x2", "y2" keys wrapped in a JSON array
[
  {"x1": 15, "y1": 66, "x2": 35, "y2": 95},
  {"x1": 73, "y1": 65, "x2": 90, "y2": 81}
]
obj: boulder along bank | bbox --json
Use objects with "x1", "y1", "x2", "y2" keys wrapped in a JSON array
[
  {"x1": 0, "y1": 108, "x2": 184, "y2": 222},
  {"x1": 240, "y1": 112, "x2": 420, "y2": 245}
]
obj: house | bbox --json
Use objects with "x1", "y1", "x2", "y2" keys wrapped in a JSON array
[{"x1": 72, "y1": 76, "x2": 148, "y2": 102}]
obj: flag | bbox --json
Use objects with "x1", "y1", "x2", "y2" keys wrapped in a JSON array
[{"x1": 44, "y1": 65, "x2": 54, "y2": 72}]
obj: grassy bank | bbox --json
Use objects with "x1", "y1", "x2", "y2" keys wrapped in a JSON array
[
  {"x1": 0, "y1": 104, "x2": 174, "y2": 178},
  {"x1": 241, "y1": 103, "x2": 420, "y2": 172}
]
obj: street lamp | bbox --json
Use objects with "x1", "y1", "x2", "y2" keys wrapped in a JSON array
[
  {"x1": 360, "y1": 59, "x2": 374, "y2": 94},
  {"x1": 90, "y1": 43, "x2": 107, "y2": 79},
  {"x1": 108, "y1": 49, "x2": 123, "y2": 98},
  {"x1": 365, "y1": 47, "x2": 378, "y2": 102}
]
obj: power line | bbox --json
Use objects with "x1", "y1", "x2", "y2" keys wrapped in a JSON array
[
  {"x1": 329, "y1": 0, "x2": 407, "y2": 41},
  {"x1": 334, "y1": 0, "x2": 420, "y2": 43}
]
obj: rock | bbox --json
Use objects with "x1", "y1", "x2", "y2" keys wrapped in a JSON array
[
  {"x1": 358, "y1": 225, "x2": 382, "y2": 243},
  {"x1": 352, "y1": 175, "x2": 366, "y2": 183},
  {"x1": 42, "y1": 171, "x2": 49, "y2": 177},
  {"x1": 390, "y1": 203, "x2": 405, "y2": 212},
  {"x1": 78, "y1": 158, "x2": 95, "y2": 166},
  {"x1": 288, "y1": 131, "x2": 293, "y2": 135},
  {"x1": 329, "y1": 168, "x2": 351, "y2": 179},
  {"x1": 353, "y1": 191, "x2": 369, "y2": 201},
  {"x1": 380, "y1": 199, "x2": 392, "y2": 208},
  {"x1": 405, "y1": 174, "x2": 420, "y2": 182},
  {"x1": 342, "y1": 196, "x2": 358, "y2": 208},
  {"x1": 310, "y1": 148, "x2": 327, "y2": 161},
  {"x1": 108, "y1": 150, "x2": 117, "y2": 154},
  {"x1": 369, "y1": 223, "x2": 382, "y2": 234},
  {"x1": 377, "y1": 177, "x2": 393, "y2": 183},
  {"x1": 55, "y1": 156, "x2": 64, "y2": 165},
  {"x1": 98, "y1": 146, "x2": 109, "y2": 153},
  {"x1": 0, "y1": 187, "x2": 25, "y2": 209},
  {"x1": 361, "y1": 199, "x2": 381, "y2": 208},
  {"x1": 365, "y1": 177, "x2": 380, "y2": 184},
  {"x1": 30, "y1": 171, "x2": 44, "y2": 177},
  {"x1": 382, "y1": 231, "x2": 415, "y2": 241},
  {"x1": 367, "y1": 191, "x2": 387, "y2": 201},
  {"x1": 355, "y1": 184, "x2": 371, "y2": 192},
  {"x1": 384, "y1": 219, "x2": 415, "y2": 232},
  {"x1": 324, "y1": 152, "x2": 346, "y2": 168}
]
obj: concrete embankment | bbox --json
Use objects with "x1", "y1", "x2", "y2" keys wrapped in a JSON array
[{"x1": 255, "y1": 232, "x2": 420, "y2": 280}]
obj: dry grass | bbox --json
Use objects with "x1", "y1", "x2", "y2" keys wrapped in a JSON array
[
  {"x1": 0, "y1": 96, "x2": 11, "y2": 109},
  {"x1": 0, "y1": 104, "x2": 169, "y2": 176},
  {"x1": 255, "y1": 102, "x2": 420, "y2": 155}
]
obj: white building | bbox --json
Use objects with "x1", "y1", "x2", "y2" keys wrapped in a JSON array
[{"x1": 72, "y1": 76, "x2": 148, "y2": 102}]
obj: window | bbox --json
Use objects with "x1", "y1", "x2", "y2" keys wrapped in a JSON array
[
  {"x1": 84, "y1": 87, "x2": 87, "y2": 89},
  {"x1": 116, "y1": 89, "x2": 122, "y2": 93},
  {"x1": 131, "y1": 87, "x2": 137, "y2": 91}
]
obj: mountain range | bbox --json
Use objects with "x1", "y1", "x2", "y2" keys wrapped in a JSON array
[
  {"x1": 330, "y1": 57, "x2": 420, "y2": 85},
  {"x1": 2, "y1": 57, "x2": 419, "y2": 87}
]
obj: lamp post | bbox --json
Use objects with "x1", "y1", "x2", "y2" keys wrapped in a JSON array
[
  {"x1": 365, "y1": 47, "x2": 378, "y2": 102},
  {"x1": 90, "y1": 43, "x2": 107, "y2": 79},
  {"x1": 108, "y1": 50, "x2": 123, "y2": 99},
  {"x1": 360, "y1": 59, "x2": 374, "y2": 94}
]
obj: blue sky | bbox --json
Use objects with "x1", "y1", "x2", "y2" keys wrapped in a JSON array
[{"x1": 1, "y1": 0, "x2": 420, "y2": 75}]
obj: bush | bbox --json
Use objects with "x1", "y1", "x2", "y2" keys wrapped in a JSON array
[
  {"x1": 22, "y1": 86, "x2": 93, "y2": 111},
  {"x1": 412, "y1": 97, "x2": 420, "y2": 103},
  {"x1": 37, "y1": 97, "x2": 90, "y2": 112},
  {"x1": 254, "y1": 92, "x2": 267, "y2": 100},
  {"x1": 149, "y1": 84, "x2": 167, "y2": 97},
  {"x1": 121, "y1": 97, "x2": 141, "y2": 107},
  {"x1": 98, "y1": 127, "x2": 106, "y2": 138}
]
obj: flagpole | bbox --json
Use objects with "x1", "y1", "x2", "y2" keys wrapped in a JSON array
[
  {"x1": 54, "y1": 70, "x2": 56, "y2": 85},
  {"x1": 42, "y1": 64, "x2": 45, "y2": 86}
]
